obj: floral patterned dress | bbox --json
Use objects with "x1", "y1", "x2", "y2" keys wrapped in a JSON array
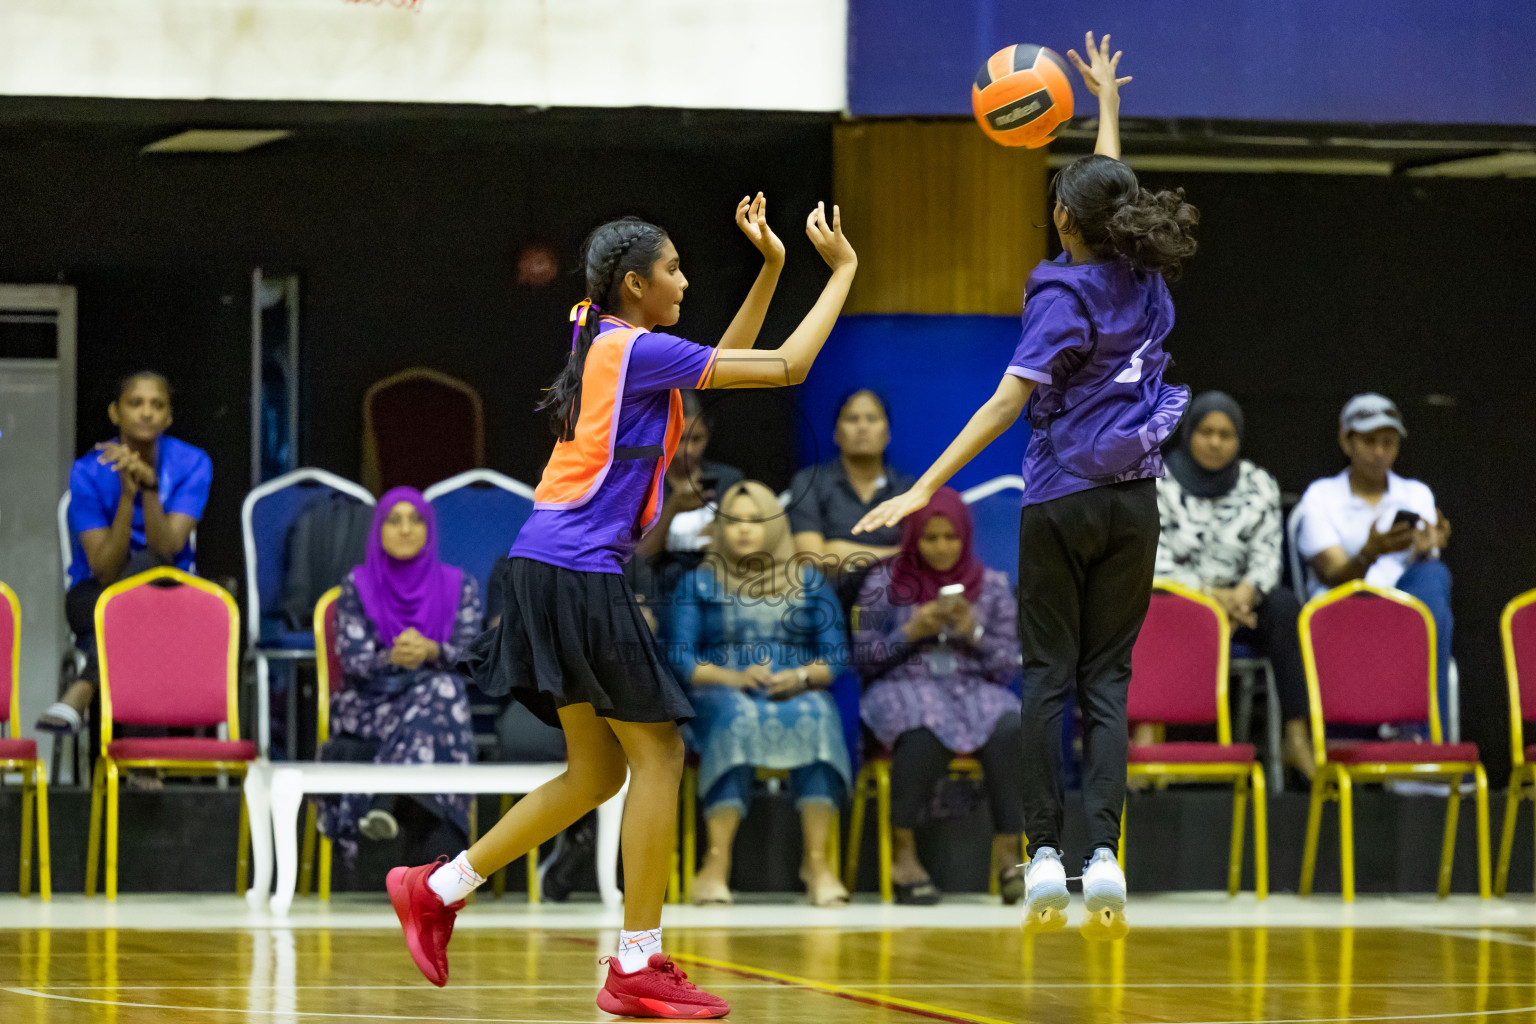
[
  {"x1": 316, "y1": 571, "x2": 481, "y2": 862},
  {"x1": 853, "y1": 565, "x2": 1021, "y2": 754}
]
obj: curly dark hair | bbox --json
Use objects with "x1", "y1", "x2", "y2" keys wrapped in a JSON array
[
  {"x1": 1050, "y1": 155, "x2": 1199, "y2": 282},
  {"x1": 536, "y1": 217, "x2": 670, "y2": 441}
]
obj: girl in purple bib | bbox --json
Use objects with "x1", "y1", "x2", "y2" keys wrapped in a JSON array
[
  {"x1": 386, "y1": 195, "x2": 857, "y2": 1020},
  {"x1": 856, "y1": 32, "x2": 1198, "y2": 940}
]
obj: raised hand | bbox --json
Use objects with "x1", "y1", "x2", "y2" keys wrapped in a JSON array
[
  {"x1": 851, "y1": 485, "x2": 932, "y2": 536},
  {"x1": 736, "y1": 192, "x2": 785, "y2": 265},
  {"x1": 1066, "y1": 30, "x2": 1131, "y2": 97},
  {"x1": 805, "y1": 202, "x2": 856, "y2": 271}
]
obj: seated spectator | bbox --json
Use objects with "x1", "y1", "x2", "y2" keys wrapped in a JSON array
[
  {"x1": 853, "y1": 487, "x2": 1024, "y2": 904},
  {"x1": 789, "y1": 389, "x2": 915, "y2": 601},
  {"x1": 668, "y1": 481, "x2": 851, "y2": 906},
  {"x1": 316, "y1": 488, "x2": 481, "y2": 866},
  {"x1": 40, "y1": 371, "x2": 211, "y2": 735},
  {"x1": 634, "y1": 391, "x2": 745, "y2": 560},
  {"x1": 1155, "y1": 392, "x2": 1313, "y2": 778},
  {"x1": 1294, "y1": 393, "x2": 1454, "y2": 726}
]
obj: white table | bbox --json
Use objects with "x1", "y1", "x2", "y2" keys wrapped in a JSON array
[{"x1": 243, "y1": 761, "x2": 626, "y2": 916}]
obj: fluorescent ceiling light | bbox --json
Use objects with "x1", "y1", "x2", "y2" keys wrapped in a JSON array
[
  {"x1": 141, "y1": 129, "x2": 291, "y2": 154},
  {"x1": 1046, "y1": 153, "x2": 1393, "y2": 176}
]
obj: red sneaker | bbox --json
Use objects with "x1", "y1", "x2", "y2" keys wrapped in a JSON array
[
  {"x1": 386, "y1": 857, "x2": 463, "y2": 987},
  {"x1": 596, "y1": 954, "x2": 730, "y2": 1019}
]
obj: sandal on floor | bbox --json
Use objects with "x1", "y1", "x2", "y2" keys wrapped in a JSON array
[
  {"x1": 690, "y1": 878, "x2": 733, "y2": 906},
  {"x1": 358, "y1": 809, "x2": 400, "y2": 841},
  {"x1": 893, "y1": 879, "x2": 941, "y2": 905},
  {"x1": 125, "y1": 769, "x2": 163, "y2": 791},
  {"x1": 805, "y1": 874, "x2": 850, "y2": 908},
  {"x1": 998, "y1": 864, "x2": 1026, "y2": 906},
  {"x1": 35, "y1": 701, "x2": 83, "y2": 735}
]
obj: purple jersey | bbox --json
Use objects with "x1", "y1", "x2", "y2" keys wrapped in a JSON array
[
  {"x1": 1005, "y1": 252, "x2": 1188, "y2": 507},
  {"x1": 511, "y1": 322, "x2": 717, "y2": 572}
]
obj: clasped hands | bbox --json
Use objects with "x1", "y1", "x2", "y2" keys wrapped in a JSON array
[{"x1": 388, "y1": 628, "x2": 441, "y2": 670}]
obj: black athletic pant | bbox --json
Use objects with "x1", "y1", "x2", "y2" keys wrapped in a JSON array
[
  {"x1": 1018, "y1": 479, "x2": 1159, "y2": 858},
  {"x1": 1236, "y1": 586, "x2": 1309, "y2": 723},
  {"x1": 889, "y1": 712, "x2": 1025, "y2": 833}
]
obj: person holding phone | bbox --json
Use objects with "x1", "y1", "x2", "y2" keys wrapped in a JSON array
[
  {"x1": 852, "y1": 486, "x2": 1023, "y2": 905},
  {"x1": 666, "y1": 481, "x2": 852, "y2": 907},
  {"x1": 1294, "y1": 393, "x2": 1454, "y2": 724}
]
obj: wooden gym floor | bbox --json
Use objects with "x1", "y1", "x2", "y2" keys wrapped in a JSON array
[{"x1": 3, "y1": 895, "x2": 1535, "y2": 1023}]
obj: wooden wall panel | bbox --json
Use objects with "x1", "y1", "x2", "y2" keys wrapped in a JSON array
[{"x1": 833, "y1": 120, "x2": 1048, "y2": 315}]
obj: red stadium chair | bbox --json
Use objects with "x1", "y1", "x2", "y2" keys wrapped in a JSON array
[
  {"x1": 1, "y1": 582, "x2": 51, "y2": 900},
  {"x1": 361, "y1": 368, "x2": 484, "y2": 494},
  {"x1": 1495, "y1": 588, "x2": 1536, "y2": 895},
  {"x1": 84, "y1": 568, "x2": 257, "y2": 900},
  {"x1": 1125, "y1": 580, "x2": 1268, "y2": 899},
  {"x1": 1298, "y1": 581, "x2": 1490, "y2": 902}
]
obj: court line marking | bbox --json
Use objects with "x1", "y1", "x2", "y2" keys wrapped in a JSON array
[
  {"x1": 648, "y1": 957, "x2": 1536, "y2": 1024},
  {"x1": 0, "y1": 990, "x2": 602, "y2": 1024},
  {"x1": 553, "y1": 934, "x2": 1019, "y2": 1024},
  {"x1": 1165, "y1": 1012, "x2": 1536, "y2": 1024},
  {"x1": 23, "y1": 981, "x2": 1536, "y2": 991},
  {"x1": 659, "y1": 951, "x2": 1020, "y2": 1024},
  {"x1": 8, "y1": 980, "x2": 1536, "y2": 1024},
  {"x1": 1412, "y1": 927, "x2": 1536, "y2": 948}
]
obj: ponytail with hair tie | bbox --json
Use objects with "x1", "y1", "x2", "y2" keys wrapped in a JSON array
[
  {"x1": 537, "y1": 217, "x2": 670, "y2": 441},
  {"x1": 569, "y1": 299, "x2": 600, "y2": 351}
]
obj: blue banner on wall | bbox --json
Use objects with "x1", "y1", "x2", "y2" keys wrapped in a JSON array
[
  {"x1": 795, "y1": 314, "x2": 1030, "y2": 493},
  {"x1": 848, "y1": 0, "x2": 1536, "y2": 125}
]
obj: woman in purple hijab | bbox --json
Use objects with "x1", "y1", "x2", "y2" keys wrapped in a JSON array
[{"x1": 317, "y1": 487, "x2": 482, "y2": 866}]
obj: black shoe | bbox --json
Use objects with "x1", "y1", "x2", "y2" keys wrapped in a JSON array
[
  {"x1": 539, "y1": 813, "x2": 596, "y2": 902},
  {"x1": 893, "y1": 879, "x2": 942, "y2": 905}
]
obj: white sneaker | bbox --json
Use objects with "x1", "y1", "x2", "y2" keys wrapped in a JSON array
[
  {"x1": 1021, "y1": 848, "x2": 1069, "y2": 934},
  {"x1": 1080, "y1": 848, "x2": 1128, "y2": 941}
]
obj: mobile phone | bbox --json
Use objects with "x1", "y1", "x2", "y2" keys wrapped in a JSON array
[
  {"x1": 938, "y1": 582, "x2": 966, "y2": 607},
  {"x1": 1391, "y1": 509, "x2": 1423, "y2": 529}
]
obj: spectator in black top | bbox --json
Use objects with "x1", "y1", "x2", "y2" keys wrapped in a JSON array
[{"x1": 788, "y1": 389, "x2": 915, "y2": 590}]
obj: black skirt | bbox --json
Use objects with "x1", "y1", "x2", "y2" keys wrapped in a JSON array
[{"x1": 461, "y1": 557, "x2": 693, "y2": 729}]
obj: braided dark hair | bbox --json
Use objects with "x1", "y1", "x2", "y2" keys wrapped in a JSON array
[
  {"x1": 536, "y1": 217, "x2": 670, "y2": 440},
  {"x1": 1050, "y1": 155, "x2": 1199, "y2": 282}
]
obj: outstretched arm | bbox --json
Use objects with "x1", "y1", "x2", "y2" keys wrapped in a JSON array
[
  {"x1": 852, "y1": 374, "x2": 1035, "y2": 534},
  {"x1": 716, "y1": 193, "x2": 785, "y2": 351},
  {"x1": 1067, "y1": 30, "x2": 1131, "y2": 160},
  {"x1": 708, "y1": 203, "x2": 856, "y2": 389}
]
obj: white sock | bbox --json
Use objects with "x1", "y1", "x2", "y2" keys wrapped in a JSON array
[
  {"x1": 616, "y1": 928, "x2": 663, "y2": 973},
  {"x1": 427, "y1": 851, "x2": 485, "y2": 905}
]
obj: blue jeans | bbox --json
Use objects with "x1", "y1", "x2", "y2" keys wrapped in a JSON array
[
  {"x1": 703, "y1": 762, "x2": 845, "y2": 818},
  {"x1": 1395, "y1": 559, "x2": 1454, "y2": 730}
]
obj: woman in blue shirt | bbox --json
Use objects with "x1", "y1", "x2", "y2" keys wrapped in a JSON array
[
  {"x1": 39, "y1": 371, "x2": 212, "y2": 735},
  {"x1": 668, "y1": 481, "x2": 852, "y2": 906}
]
